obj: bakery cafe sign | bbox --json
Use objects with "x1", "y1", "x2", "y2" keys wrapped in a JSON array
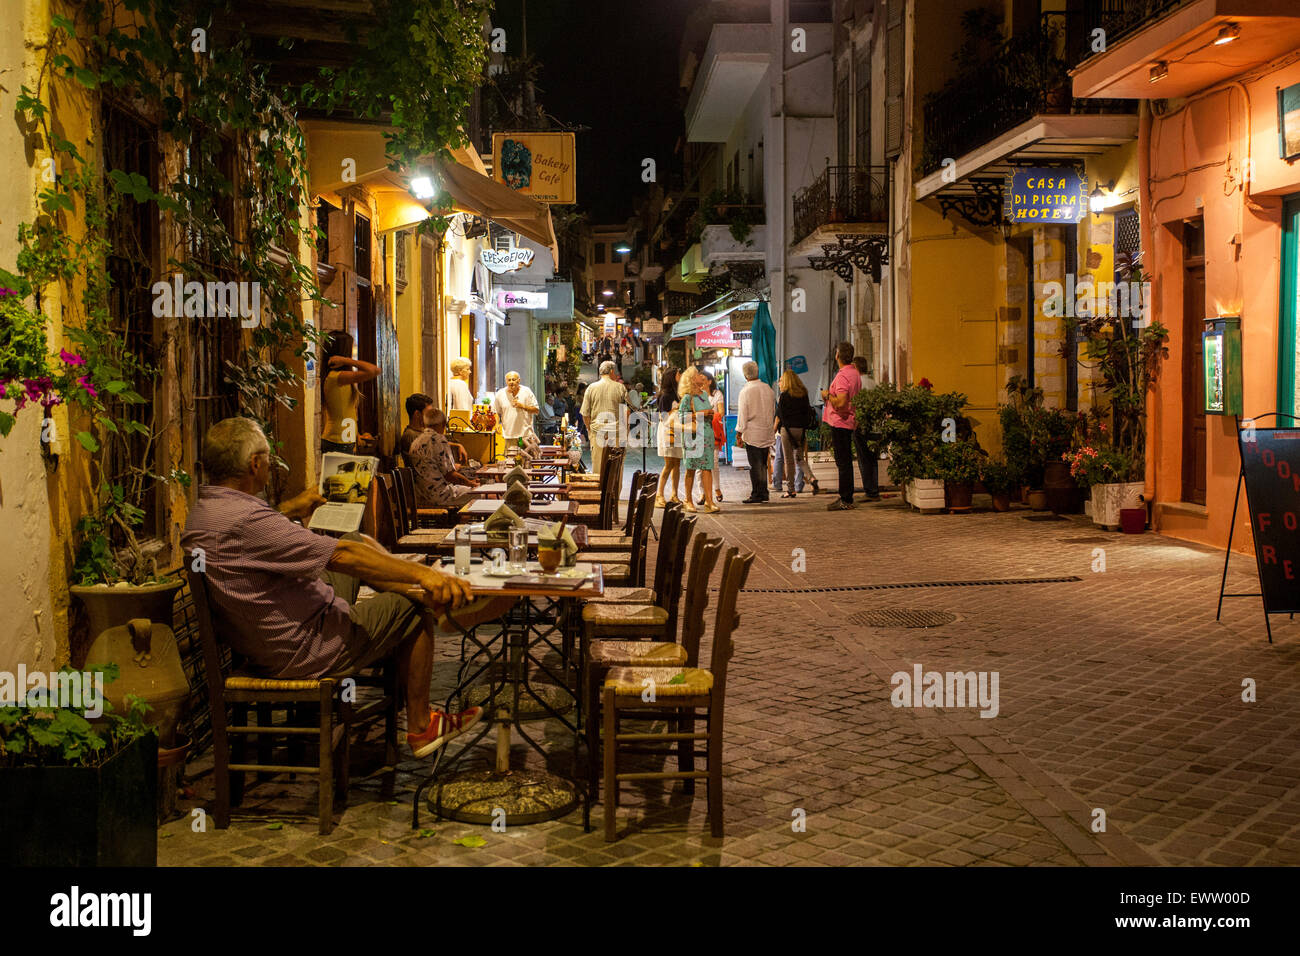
[{"x1": 480, "y1": 247, "x2": 535, "y2": 274}]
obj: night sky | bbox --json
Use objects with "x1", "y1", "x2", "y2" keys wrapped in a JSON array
[{"x1": 490, "y1": 0, "x2": 694, "y2": 223}]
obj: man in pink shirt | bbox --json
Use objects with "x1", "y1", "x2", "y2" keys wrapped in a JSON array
[{"x1": 820, "y1": 341, "x2": 861, "y2": 510}]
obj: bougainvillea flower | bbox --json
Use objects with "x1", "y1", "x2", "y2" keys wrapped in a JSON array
[
  {"x1": 77, "y1": 376, "x2": 98, "y2": 400},
  {"x1": 59, "y1": 349, "x2": 85, "y2": 366},
  {"x1": 918, "y1": 377, "x2": 933, "y2": 390}
]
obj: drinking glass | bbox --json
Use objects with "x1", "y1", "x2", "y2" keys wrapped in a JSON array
[
  {"x1": 508, "y1": 527, "x2": 528, "y2": 572},
  {"x1": 454, "y1": 526, "x2": 471, "y2": 575}
]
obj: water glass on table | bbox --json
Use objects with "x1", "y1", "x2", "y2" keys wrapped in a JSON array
[
  {"x1": 454, "y1": 526, "x2": 471, "y2": 575},
  {"x1": 508, "y1": 527, "x2": 528, "y2": 572}
]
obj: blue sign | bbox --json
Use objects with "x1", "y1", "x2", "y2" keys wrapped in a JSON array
[
  {"x1": 1003, "y1": 167, "x2": 1087, "y2": 223},
  {"x1": 785, "y1": 355, "x2": 809, "y2": 374}
]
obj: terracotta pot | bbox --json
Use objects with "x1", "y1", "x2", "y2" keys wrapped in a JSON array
[
  {"x1": 1043, "y1": 460, "x2": 1073, "y2": 488},
  {"x1": 991, "y1": 492, "x2": 1012, "y2": 512},
  {"x1": 74, "y1": 579, "x2": 188, "y2": 748},
  {"x1": 1027, "y1": 489, "x2": 1049, "y2": 511},
  {"x1": 944, "y1": 482, "x2": 974, "y2": 512}
]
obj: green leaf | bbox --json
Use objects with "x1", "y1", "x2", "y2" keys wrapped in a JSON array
[
  {"x1": 74, "y1": 431, "x2": 99, "y2": 452},
  {"x1": 452, "y1": 835, "x2": 486, "y2": 848},
  {"x1": 266, "y1": 822, "x2": 283, "y2": 831},
  {"x1": 51, "y1": 15, "x2": 76, "y2": 34},
  {"x1": 71, "y1": 67, "x2": 99, "y2": 89},
  {"x1": 418, "y1": 828, "x2": 436, "y2": 838},
  {"x1": 668, "y1": 674, "x2": 687, "y2": 685}
]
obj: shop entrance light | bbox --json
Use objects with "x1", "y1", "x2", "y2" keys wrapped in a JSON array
[
  {"x1": 1214, "y1": 23, "x2": 1240, "y2": 45},
  {"x1": 1149, "y1": 61, "x2": 1169, "y2": 83}
]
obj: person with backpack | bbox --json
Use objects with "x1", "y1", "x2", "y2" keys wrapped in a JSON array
[{"x1": 775, "y1": 369, "x2": 821, "y2": 497}]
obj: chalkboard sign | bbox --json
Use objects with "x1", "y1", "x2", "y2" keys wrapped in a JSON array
[{"x1": 1238, "y1": 425, "x2": 1300, "y2": 613}]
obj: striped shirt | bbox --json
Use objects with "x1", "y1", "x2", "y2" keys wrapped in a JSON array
[{"x1": 181, "y1": 485, "x2": 350, "y2": 679}]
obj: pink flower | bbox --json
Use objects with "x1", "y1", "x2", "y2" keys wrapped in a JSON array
[
  {"x1": 60, "y1": 349, "x2": 85, "y2": 367},
  {"x1": 77, "y1": 376, "x2": 98, "y2": 400}
]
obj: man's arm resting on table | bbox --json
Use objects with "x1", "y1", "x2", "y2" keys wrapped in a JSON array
[{"x1": 327, "y1": 537, "x2": 470, "y2": 608}]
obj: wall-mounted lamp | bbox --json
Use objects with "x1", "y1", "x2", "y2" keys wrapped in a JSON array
[
  {"x1": 1214, "y1": 23, "x2": 1240, "y2": 45},
  {"x1": 410, "y1": 173, "x2": 436, "y2": 199},
  {"x1": 1090, "y1": 179, "x2": 1117, "y2": 215},
  {"x1": 1149, "y1": 61, "x2": 1169, "y2": 83}
]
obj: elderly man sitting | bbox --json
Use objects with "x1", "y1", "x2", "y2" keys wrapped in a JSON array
[
  {"x1": 182, "y1": 417, "x2": 490, "y2": 757},
  {"x1": 406, "y1": 405, "x2": 481, "y2": 509}
]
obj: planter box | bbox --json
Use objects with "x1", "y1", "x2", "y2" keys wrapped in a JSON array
[
  {"x1": 907, "y1": 478, "x2": 946, "y2": 513},
  {"x1": 0, "y1": 733, "x2": 158, "y2": 866},
  {"x1": 1091, "y1": 481, "x2": 1145, "y2": 529}
]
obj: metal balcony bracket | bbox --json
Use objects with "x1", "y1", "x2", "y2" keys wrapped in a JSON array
[
  {"x1": 808, "y1": 234, "x2": 889, "y2": 284},
  {"x1": 937, "y1": 179, "x2": 1005, "y2": 229}
]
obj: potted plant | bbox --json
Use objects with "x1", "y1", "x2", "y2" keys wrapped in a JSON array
[
  {"x1": 0, "y1": 666, "x2": 158, "y2": 866},
  {"x1": 980, "y1": 457, "x2": 1017, "y2": 512},
  {"x1": 932, "y1": 440, "x2": 983, "y2": 512},
  {"x1": 854, "y1": 379, "x2": 971, "y2": 510},
  {"x1": 1063, "y1": 436, "x2": 1143, "y2": 530}
]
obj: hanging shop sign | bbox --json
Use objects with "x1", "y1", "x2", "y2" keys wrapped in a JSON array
[
  {"x1": 696, "y1": 323, "x2": 741, "y2": 349},
  {"x1": 1202, "y1": 317, "x2": 1243, "y2": 416},
  {"x1": 495, "y1": 289, "x2": 549, "y2": 310},
  {"x1": 492, "y1": 132, "x2": 577, "y2": 204},
  {"x1": 1003, "y1": 167, "x2": 1087, "y2": 223},
  {"x1": 784, "y1": 355, "x2": 809, "y2": 374},
  {"x1": 480, "y1": 247, "x2": 535, "y2": 274},
  {"x1": 642, "y1": 319, "x2": 664, "y2": 336}
]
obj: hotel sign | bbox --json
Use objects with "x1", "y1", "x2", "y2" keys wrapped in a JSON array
[
  {"x1": 1003, "y1": 167, "x2": 1087, "y2": 223},
  {"x1": 480, "y1": 247, "x2": 535, "y2": 274},
  {"x1": 492, "y1": 132, "x2": 577, "y2": 204},
  {"x1": 495, "y1": 289, "x2": 549, "y2": 310}
]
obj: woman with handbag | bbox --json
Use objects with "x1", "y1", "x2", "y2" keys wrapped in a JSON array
[
  {"x1": 776, "y1": 369, "x2": 821, "y2": 497},
  {"x1": 679, "y1": 367, "x2": 720, "y2": 513},
  {"x1": 695, "y1": 372, "x2": 726, "y2": 504}
]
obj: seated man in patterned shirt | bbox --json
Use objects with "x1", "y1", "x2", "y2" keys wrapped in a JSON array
[
  {"x1": 406, "y1": 405, "x2": 480, "y2": 510},
  {"x1": 182, "y1": 417, "x2": 489, "y2": 757},
  {"x1": 400, "y1": 393, "x2": 474, "y2": 474}
]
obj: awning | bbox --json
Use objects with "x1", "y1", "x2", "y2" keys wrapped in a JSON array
[
  {"x1": 433, "y1": 157, "x2": 557, "y2": 262},
  {"x1": 668, "y1": 302, "x2": 757, "y2": 339}
]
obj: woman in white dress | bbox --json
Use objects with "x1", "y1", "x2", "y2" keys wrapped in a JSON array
[{"x1": 654, "y1": 367, "x2": 682, "y2": 506}]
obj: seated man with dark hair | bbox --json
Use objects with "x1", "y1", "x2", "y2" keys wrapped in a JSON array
[
  {"x1": 406, "y1": 406, "x2": 480, "y2": 509},
  {"x1": 401, "y1": 393, "x2": 473, "y2": 473},
  {"x1": 182, "y1": 417, "x2": 492, "y2": 757}
]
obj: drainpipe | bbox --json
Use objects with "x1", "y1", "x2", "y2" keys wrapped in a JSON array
[
  {"x1": 777, "y1": 0, "x2": 788, "y2": 372},
  {"x1": 1137, "y1": 98, "x2": 1157, "y2": 516}
]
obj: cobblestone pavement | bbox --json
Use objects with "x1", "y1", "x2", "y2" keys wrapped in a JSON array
[{"x1": 159, "y1": 464, "x2": 1300, "y2": 866}]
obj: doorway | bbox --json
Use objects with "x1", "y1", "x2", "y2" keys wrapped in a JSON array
[
  {"x1": 1279, "y1": 196, "x2": 1300, "y2": 420},
  {"x1": 1009, "y1": 236, "x2": 1035, "y2": 387},
  {"x1": 1181, "y1": 218, "x2": 1207, "y2": 505}
]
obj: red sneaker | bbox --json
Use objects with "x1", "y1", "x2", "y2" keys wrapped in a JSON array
[{"x1": 407, "y1": 706, "x2": 484, "y2": 758}]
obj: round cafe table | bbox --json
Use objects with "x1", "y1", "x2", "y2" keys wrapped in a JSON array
[{"x1": 410, "y1": 561, "x2": 605, "y2": 828}]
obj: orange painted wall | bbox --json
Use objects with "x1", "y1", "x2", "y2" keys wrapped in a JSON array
[{"x1": 1144, "y1": 59, "x2": 1300, "y2": 553}]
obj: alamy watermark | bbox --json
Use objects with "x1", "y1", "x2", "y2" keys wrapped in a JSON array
[
  {"x1": 891, "y1": 664, "x2": 1000, "y2": 718},
  {"x1": 1041, "y1": 273, "x2": 1150, "y2": 325},
  {"x1": 151, "y1": 274, "x2": 261, "y2": 327},
  {"x1": 0, "y1": 665, "x2": 104, "y2": 718}
]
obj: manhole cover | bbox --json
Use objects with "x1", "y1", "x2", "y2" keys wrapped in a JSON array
[{"x1": 849, "y1": 608, "x2": 957, "y2": 628}]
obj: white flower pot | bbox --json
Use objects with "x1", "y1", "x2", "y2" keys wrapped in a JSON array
[
  {"x1": 908, "y1": 478, "x2": 946, "y2": 512},
  {"x1": 1090, "y1": 481, "x2": 1144, "y2": 528}
]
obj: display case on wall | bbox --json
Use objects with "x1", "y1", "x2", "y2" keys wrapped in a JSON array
[{"x1": 1202, "y1": 316, "x2": 1242, "y2": 416}]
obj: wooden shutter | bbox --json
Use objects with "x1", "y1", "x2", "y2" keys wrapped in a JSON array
[{"x1": 885, "y1": 0, "x2": 904, "y2": 158}]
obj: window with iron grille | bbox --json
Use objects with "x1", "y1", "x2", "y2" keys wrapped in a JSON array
[
  {"x1": 316, "y1": 200, "x2": 333, "y2": 263},
  {"x1": 184, "y1": 132, "x2": 241, "y2": 460},
  {"x1": 836, "y1": 74, "x2": 851, "y2": 167},
  {"x1": 101, "y1": 102, "x2": 162, "y2": 539},
  {"x1": 594, "y1": 241, "x2": 606, "y2": 264},
  {"x1": 354, "y1": 212, "x2": 372, "y2": 281}
]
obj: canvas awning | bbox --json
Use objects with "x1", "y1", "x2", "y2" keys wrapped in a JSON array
[{"x1": 668, "y1": 302, "x2": 757, "y2": 339}]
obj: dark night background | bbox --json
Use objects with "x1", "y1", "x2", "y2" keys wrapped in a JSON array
[{"x1": 491, "y1": 0, "x2": 695, "y2": 223}]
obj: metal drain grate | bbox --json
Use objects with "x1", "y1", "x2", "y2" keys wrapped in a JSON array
[
  {"x1": 731, "y1": 575, "x2": 1082, "y2": 594},
  {"x1": 849, "y1": 608, "x2": 957, "y2": 628}
]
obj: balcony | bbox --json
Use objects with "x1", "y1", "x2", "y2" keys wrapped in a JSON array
[
  {"x1": 684, "y1": 23, "x2": 771, "y2": 143},
  {"x1": 700, "y1": 223, "x2": 767, "y2": 266},
  {"x1": 1072, "y1": 0, "x2": 1300, "y2": 100},
  {"x1": 790, "y1": 165, "x2": 887, "y2": 255}
]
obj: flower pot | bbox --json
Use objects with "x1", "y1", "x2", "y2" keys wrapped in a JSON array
[
  {"x1": 157, "y1": 732, "x2": 192, "y2": 823},
  {"x1": 990, "y1": 492, "x2": 1012, "y2": 512},
  {"x1": 73, "y1": 578, "x2": 189, "y2": 748},
  {"x1": 908, "y1": 478, "x2": 946, "y2": 512},
  {"x1": 1120, "y1": 507, "x2": 1147, "y2": 534},
  {"x1": 1027, "y1": 488, "x2": 1049, "y2": 511},
  {"x1": 1045, "y1": 485, "x2": 1085, "y2": 515},
  {"x1": 0, "y1": 732, "x2": 157, "y2": 866},
  {"x1": 1090, "y1": 481, "x2": 1144, "y2": 529},
  {"x1": 1043, "y1": 460, "x2": 1073, "y2": 488},
  {"x1": 944, "y1": 482, "x2": 974, "y2": 512}
]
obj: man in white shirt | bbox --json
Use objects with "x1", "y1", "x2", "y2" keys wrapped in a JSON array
[
  {"x1": 735, "y1": 360, "x2": 776, "y2": 504},
  {"x1": 492, "y1": 371, "x2": 540, "y2": 440},
  {"x1": 580, "y1": 360, "x2": 628, "y2": 479},
  {"x1": 448, "y1": 356, "x2": 474, "y2": 410}
]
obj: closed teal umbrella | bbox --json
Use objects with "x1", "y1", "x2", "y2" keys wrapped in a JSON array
[{"x1": 753, "y1": 300, "x2": 777, "y2": 386}]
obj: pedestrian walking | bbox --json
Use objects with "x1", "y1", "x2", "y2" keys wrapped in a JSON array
[
  {"x1": 775, "y1": 369, "x2": 820, "y2": 497},
  {"x1": 581, "y1": 360, "x2": 628, "y2": 479},
  {"x1": 735, "y1": 361, "x2": 776, "y2": 504},
  {"x1": 679, "y1": 366, "x2": 719, "y2": 513},
  {"x1": 696, "y1": 372, "x2": 726, "y2": 503},
  {"x1": 654, "y1": 367, "x2": 682, "y2": 507},
  {"x1": 852, "y1": 356, "x2": 881, "y2": 501},
  {"x1": 820, "y1": 341, "x2": 861, "y2": 511}
]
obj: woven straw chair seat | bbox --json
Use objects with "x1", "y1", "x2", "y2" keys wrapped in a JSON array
[
  {"x1": 604, "y1": 666, "x2": 713, "y2": 696},
  {"x1": 226, "y1": 675, "x2": 328, "y2": 691},
  {"x1": 582, "y1": 602, "x2": 666, "y2": 626},
  {"x1": 590, "y1": 640, "x2": 686, "y2": 666},
  {"x1": 589, "y1": 586, "x2": 656, "y2": 604}
]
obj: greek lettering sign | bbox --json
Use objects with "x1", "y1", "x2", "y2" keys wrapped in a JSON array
[
  {"x1": 696, "y1": 323, "x2": 740, "y2": 349},
  {"x1": 1003, "y1": 167, "x2": 1087, "y2": 223},
  {"x1": 480, "y1": 247, "x2": 535, "y2": 274},
  {"x1": 492, "y1": 132, "x2": 577, "y2": 204},
  {"x1": 495, "y1": 290, "x2": 549, "y2": 310}
]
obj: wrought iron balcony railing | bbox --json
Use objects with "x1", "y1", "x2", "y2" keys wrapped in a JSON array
[
  {"x1": 1073, "y1": 0, "x2": 1191, "y2": 64},
  {"x1": 921, "y1": 13, "x2": 1133, "y2": 176},
  {"x1": 791, "y1": 164, "x2": 888, "y2": 248}
]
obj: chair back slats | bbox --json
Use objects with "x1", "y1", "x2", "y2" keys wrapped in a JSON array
[
  {"x1": 627, "y1": 487, "x2": 657, "y2": 586},
  {"x1": 623, "y1": 470, "x2": 642, "y2": 536},
  {"x1": 652, "y1": 502, "x2": 684, "y2": 599},
  {"x1": 678, "y1": 534, "x2": 722, "y2": 666},
  {"x1": 389, "y1": 470, "x2": 411, "y2": 537},
  {"x1": 371, "y1": 475, "x2": 399, "y2": 550},
  {"x1": 184, "y1": 569, "x2": 229, "y2": 737},
  {"x1": 394, "y1": 467, "x2": 419, "y2": 530},
  {"x1": 709, "y1": 548, "x2": 755, "y2": 697},
  {"x1": 600, "y1": 448, "x2": 626, "y2": 530},
  {"x1": 661, "y1": 511, "x2": 695, "y2": 626}
]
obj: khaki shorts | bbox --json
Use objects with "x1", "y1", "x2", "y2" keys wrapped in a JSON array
[{"x1": 321, "y1": 567, "x2": 425, "y2": 676}]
